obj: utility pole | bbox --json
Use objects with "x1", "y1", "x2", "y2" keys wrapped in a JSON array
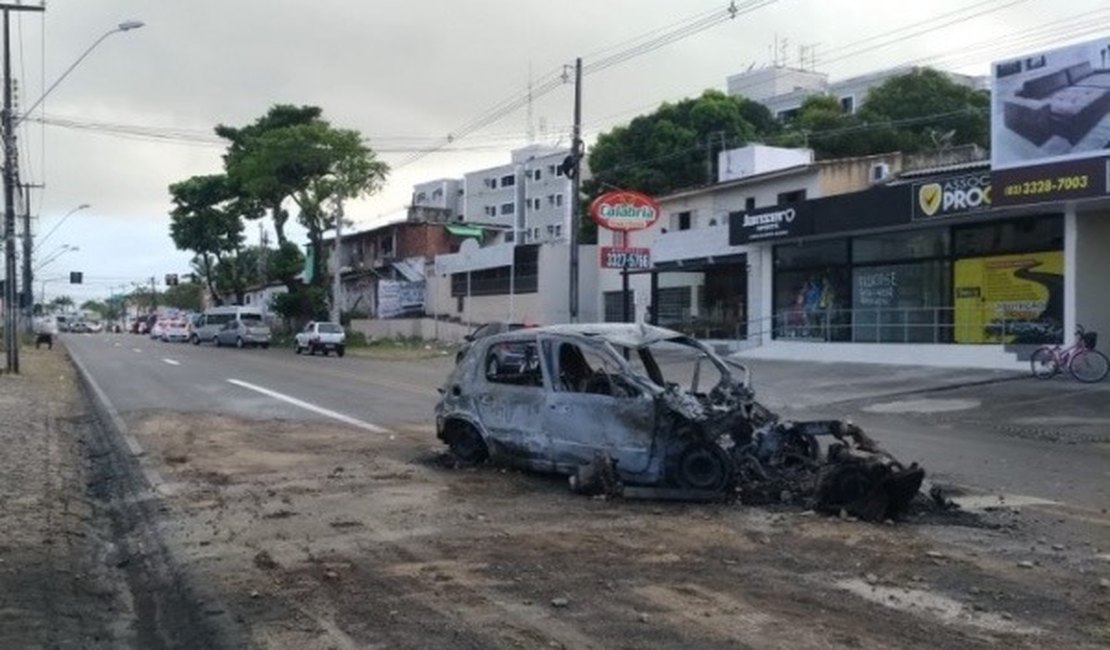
[
  {"x1": 21, "y1": 182, "x2": 44, "y2": 331},
  {"x1": 568, "y1": 58, "x2": 582, "y2": 323},
  {"x1": 331, "y1": 199, "x2": 344, "y2": 324},
  {"x1": 2, "y1": 3, "x2": 44, "y2": 374}
]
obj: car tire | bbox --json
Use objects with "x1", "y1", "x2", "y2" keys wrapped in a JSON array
[
  {"x1": 336, "y1": 346, "x2": 345, "y2": 358},
  {"x1": 446, "y1": 422, "x2": 489, "y2": 464},
  {"x1": 673, "y1": 443, "x2": 733, "y2": 493},
  {"x1": 261, "y1": 343, "x2": 270, "y2": 349},
  {"x1": 236, "y1": 337, "x2": 245, "y2": 349},
  {"x1": 215, "y1": 337, "x2": 222, "y2": 348},
  {"x1": 322, "y1": 348, "x2": 329, "y2": 356}
]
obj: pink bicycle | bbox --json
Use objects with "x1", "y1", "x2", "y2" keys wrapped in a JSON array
[{"x1": 1030, "y1": 325, "x2": 1109, "y2": 383}]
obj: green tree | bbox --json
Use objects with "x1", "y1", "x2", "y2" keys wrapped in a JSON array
[
  {"x1": 80, "y1": 300, "x2": 108, "y2": 318},
  {"x1": 49, "y1": 295, "x2": 74, "y2": 312},
  {"x1": 163, "y1": 282, "x2": 204, "y2": 312},
  {"x1": 852, "y1": 68, "x2": 989, "y2": 155},
  {"x1": 280, "y1": 123, "x2": 388, "y2": 288},
  {"x1": 216, "y1": 105, "x2": 326, "y2": 247},
  {"x1": 168, "y1": 174, "x2": 262, "y2": 305},
  {"x1": 586, "y1": 89, "x2": 771, "y2": 198},
  {"x1": 268, "y1": 241, "x2": 305, "y2": 288},
  {"x1": 272, "y1": 285, "x2": 327, "y2": 329}
]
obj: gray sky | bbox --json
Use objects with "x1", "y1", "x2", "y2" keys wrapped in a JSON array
[{"x1": 11, "y1": 0, "x2": 1108, "y2": 303}]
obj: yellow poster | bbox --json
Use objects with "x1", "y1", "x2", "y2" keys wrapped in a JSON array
[{"x1": 953, "y1": 251, "x2": 1063, "y2": 343}]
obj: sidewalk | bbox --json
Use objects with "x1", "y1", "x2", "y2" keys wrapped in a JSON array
[
  {"x1": 732, "y1": 357, "x2": 1025, "y2": 409},
  {"x1": 0, "y1": 346, "x2": 126, "y2": 647}
]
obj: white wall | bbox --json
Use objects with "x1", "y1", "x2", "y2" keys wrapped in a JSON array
[
  {"x1": 718, "y1": 146, "x2": 813, "y2": 182},
  {"x1": 1073, "y1": 205, "x2": 1110, "y2": 343}
]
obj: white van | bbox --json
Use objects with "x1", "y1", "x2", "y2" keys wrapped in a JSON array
[{"x1": 191, "y1": 306, "x2": 264, "y2": 345}]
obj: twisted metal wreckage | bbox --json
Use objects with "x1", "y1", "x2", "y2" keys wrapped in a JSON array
[{"x1": 436, "y1": 324, "x2": 925, "y2": 522}]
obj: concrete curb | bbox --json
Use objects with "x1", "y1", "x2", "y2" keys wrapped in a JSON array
[{"x1": 65, "y1": 344, "x2": 172, "y2": 496}]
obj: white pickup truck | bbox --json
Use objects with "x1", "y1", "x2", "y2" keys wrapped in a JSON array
[{"x1": 294, "y1": 321, "x2": 346, "y2": 357}]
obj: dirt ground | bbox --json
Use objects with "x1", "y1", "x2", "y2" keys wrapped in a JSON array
[
  {"x1": 124, "y1": 406, "x2": 1110, "y2": 649},
  {"x1": 4, "y1": 346, "x2": 1110, "y2": 648}
]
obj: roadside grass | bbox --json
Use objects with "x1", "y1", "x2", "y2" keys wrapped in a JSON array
[
  {"x1": 272, "y1": 329, "x2": 456, "y2": 360},
  {"x1": 347, "y1": 334, "x2": 456, "y2": 361}
]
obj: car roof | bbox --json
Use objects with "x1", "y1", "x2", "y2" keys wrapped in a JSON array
[{"x1": 489, "y1": 322, "x2": 693, "y2": 349}]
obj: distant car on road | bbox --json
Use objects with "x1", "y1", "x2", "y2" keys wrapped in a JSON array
[
  {"x1": 215, "y1": 314, "x2": 272, "y2": 349},
  {"x1": 161, "y1": 320, "x2": 190, "y2": 343},
  {"x1": 294, "y1": 321, "x2": 346, "y2": 357}
]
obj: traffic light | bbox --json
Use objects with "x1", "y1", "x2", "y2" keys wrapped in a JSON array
[
  {"x1": 165, "y1": 273, "x2": 178, "y2": 286},
  {"x1": 69, "y1": 271, "x2": 83, "y2": 284}
]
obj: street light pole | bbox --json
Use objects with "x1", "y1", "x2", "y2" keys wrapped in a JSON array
[
  {"x1": 15, "y1": 20, "x2": 145, "y2": 127},
  {"x1": 2, "y1": 3, "x2": 44, "y2": 374},
  {"x1": 34, "y1": 203, "x2": 89, "y2": 254}
]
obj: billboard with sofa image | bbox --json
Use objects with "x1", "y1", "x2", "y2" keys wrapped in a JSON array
[{"x1": 992, "y1": 36, "x2": 1110, "y2": 170}]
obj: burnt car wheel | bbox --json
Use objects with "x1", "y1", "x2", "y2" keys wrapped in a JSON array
[
  {"x1": 674, "y1": 443, "x2": 733, "y2": 492},
  {"x1": 446, "y1": 422, "x2": 489, "y2": 464}
]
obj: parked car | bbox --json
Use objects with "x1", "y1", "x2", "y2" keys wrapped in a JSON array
[
  {"x1": 192, "y1": 306, "x2": 263, "y2": 345},
  {"x1": 214, "y1": 315, "x2": 272, "y2": 348},
  {"x1": 161, "y1": 319, "x2": 190, "y2": 343},
  {"x1": 68, "y1": 320, "x2": 91, "y2": 333},
  {"x1": 455, "y1": 321, "x2": 534, "y2": 368},
  {"x1": 294, "y1": 321, "x2": 346, "y2": 357}
]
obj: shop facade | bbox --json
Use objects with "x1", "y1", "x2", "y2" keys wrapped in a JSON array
[{"x1": 732, "y1": 168, "x2": 1068, "y2": 348}]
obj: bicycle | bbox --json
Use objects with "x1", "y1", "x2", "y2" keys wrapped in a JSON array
[{"x1": 1030, "y1": 325, "x2": 1109, "y2": 383}]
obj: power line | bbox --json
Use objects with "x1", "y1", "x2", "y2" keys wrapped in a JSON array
[{"x1": 392, "y1": 1, "x2": 775, "y2": 170}]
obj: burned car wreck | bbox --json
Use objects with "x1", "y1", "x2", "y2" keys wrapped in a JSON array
[{"x1": 435, "y1": 323, "x2": 924, "y2": 521}]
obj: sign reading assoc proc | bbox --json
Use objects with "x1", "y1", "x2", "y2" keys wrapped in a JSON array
[
  {"x1": 589, "y1": 190, "x2": 661, "y2": 231},
  {"x1": 913, "y1": 171, "x2": 992, "y2": 221}
]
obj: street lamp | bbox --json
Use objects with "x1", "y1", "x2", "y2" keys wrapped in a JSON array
[
  {"x1": 16, "y1": 21, "x2": 145, "y2": 126},
  {"x1": 34, "y1": 204, "x2": 90, "y2": 254},
  {"x1": 34, "y1": 244, "x2": 79, "y2": 272}
]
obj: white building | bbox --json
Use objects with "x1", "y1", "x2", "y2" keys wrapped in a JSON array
[
  {"x1": 727, "y1": 65, "x2": 989, "y2": 121},
  {"x1": 412, "y1": 178, "x2": 463, "y2": 221},
  {"x1": 461, "y1": 144, "x2": 573, "y2": 245}
]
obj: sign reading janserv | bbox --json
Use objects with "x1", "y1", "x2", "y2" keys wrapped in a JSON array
[{"x1": 589, "y1": 190, "x2": 661, "y2": 231}]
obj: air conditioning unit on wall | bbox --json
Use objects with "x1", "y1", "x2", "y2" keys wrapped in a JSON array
[{"x1": 870, "y1": 162, "x2": 891, "y2": 183}]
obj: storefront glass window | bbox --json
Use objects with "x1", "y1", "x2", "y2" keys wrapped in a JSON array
[
  {"x1": 953, "y1": 215, "x2": 1062, "y2": 257},
  {"x1": 851, "y1": 261, "x2": 951, "y2": 343},
  {"x1": 774, "y1": 239, "x2": 848, "y2": 270},
  {"x1": 775, "y1": 267, "x2": 852, "y2": 341},
  {"x1": 853, "y1": 227, "x2": 948, "y2": 264}
]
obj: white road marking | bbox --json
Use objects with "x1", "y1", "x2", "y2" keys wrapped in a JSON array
[
  {"x1": 226, "y1": 378, "x2": 390, "y2": 433},
  {"x1": 162, "y1": 358, "x2": 180, "y2": 366},
  {"x1": 950, "y1": 493, "x2": 1059, "y2": 511},
  {"x1": 132, "y1": 348, "x2": 142, "y2": 353}
]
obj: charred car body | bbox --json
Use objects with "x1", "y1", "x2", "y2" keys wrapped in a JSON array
[{"x1": 435, "y1": 324, "x2": 924, "y2": 520}]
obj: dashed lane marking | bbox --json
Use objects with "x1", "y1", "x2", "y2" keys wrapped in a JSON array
[
  {"x1": 132, "y1": 348, "x2": 142, "y2": 353},
  {"x1": 162, "y1": 358, "x2": 180, "y2": 366},
  {"x1": 226, "y1": 378, "x2": 390, "y2": 434}
]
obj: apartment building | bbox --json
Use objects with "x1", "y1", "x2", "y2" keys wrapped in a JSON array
[
  {"x1": 727, "y1": 64, "x2": 988, "y2": 121},
  {"x1": 461, "y1": 144, "x2": 573, "y2": 245}
]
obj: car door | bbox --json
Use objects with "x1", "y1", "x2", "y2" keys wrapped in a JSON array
[
  {"x1": 217, "y1": 320, "x2": 236, "y2": 346},
  {"x1": 471, "y1": 336, "x2": 552, "y2": 471},
  {"x1": 539, "y1": 335, "x2": 657, "y2": 478}
]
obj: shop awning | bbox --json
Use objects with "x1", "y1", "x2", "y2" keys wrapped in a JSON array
[{"x1": 445, "y1": 224, "x2": 484, "y2": 238}]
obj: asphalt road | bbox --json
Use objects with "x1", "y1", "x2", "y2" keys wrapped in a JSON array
[
  {"x1": 61, "y1": 332, "x2": 446, "y2": 431},
  {"x1": 63, "y1": 332, "x2": 1110, "y2": 516}
]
